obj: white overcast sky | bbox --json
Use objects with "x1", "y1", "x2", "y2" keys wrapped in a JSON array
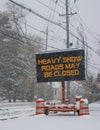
[
  {"x1": 0, "y1": 0, "x2": 100, "y2": 76},
  {"x1": 77, "y1": 0, "x2": 100, "y2": 34}
]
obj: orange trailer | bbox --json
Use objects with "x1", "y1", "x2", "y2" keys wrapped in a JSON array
[{"x1": 44, "y1": 104, "x2": 77, "y2": 115}]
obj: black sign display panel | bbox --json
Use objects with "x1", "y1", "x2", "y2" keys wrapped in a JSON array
[{"x1": 36, "y1": 49, "x2": 85, "y2": 82}]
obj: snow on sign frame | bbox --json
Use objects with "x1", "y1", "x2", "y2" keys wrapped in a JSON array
[{"x1": 36, "y1": 49, "x2": 85, "y2": 82}]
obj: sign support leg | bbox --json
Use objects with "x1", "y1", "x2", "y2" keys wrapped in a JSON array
[{"x1": 62, "y1": 81, "x2": 65, "y2": 104}]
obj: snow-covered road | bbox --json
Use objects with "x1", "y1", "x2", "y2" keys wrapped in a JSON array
[
  {"x1": 0, "y1": 102, "x2": 100, "y2": 130},
  {"x1": 0, "y1": 101, "x2": 100, "y2": 120}
]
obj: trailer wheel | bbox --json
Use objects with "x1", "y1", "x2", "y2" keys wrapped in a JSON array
[
  {"x1": 77, "y1": 110, "x2": 80, "y2": 116},
  {"x1": 74, "y1": 110, "x2": 76, "y2": 116},
  {"x1": 44, "y1": 109, "x2": 49, "y2": 115}
]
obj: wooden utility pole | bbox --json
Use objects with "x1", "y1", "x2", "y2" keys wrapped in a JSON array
[
  {"x1": 46, "y1": 26, "x2": 48, "y2": 50},
  {"x1": 45, "y1": 26, "x2": 53, "y2": 88},
  {"x1": 66, "y1": 0, "x2": 70, "y2": 102},
  {"x1": 66, "y1": 0, "x2": 70, "y2": 48},
  {"x1": 62, "y1": 0, "x2": 70, "y2": 104}
]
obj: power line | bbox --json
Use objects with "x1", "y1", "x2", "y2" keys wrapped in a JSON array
[
  {"x1": 20, "y1": 21, "x2": 65, "y2": 44},
  {"x1": 52, "y1": 0, "x2": 66, "y2": 9},
  {"x1": 88, "y1": 63, "x2": 100, "y2": 71},
  {"x1": 69, "y1": 30, "x2": 100, "y2": 56},
  {"x1": 76, "y1": 16, "x2": 99, "y2": 42},
  {"x1": 8, "y1": 0, "x2": 100, "y2": 57},
  {"x1": 70, "y1": 22, "x2": 98, "y2": 48},
  {"x1": 42, "y1": 0, "x2": 52, "y2": 30},
  {"x1": 6, "y1": 0, "x2": 62, "y2": 31},
  {"x1": 36, "y1": 0, "x2": 59, "y2": 14},
  {"x1": 74, "y1": 3, "x2": 100, "y2": 42},
  {"x1": 0, "y1": 30, "x2": 59, "y2": 50},
  {"x1": 68, "y1": 3, "x2": 100, "y2": 44},
  {"x1": 8, "y1": 0, "x2": 63, "y2": 32},
  {"x1": 46, "y1": 0, "x2": 58, "y2": 32}
]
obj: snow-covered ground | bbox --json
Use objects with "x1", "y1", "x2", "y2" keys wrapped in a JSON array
[
  {"x1": 0, "y1": 102, "x2": 35, "y2": 120},
  {"x1": 0, "y1": 102, "x2": 100, "y2": 130}
]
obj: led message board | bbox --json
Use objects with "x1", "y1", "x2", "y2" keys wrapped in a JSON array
[{"x1": 36, "y1": 49, "x2": 85, "y2": 82}]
